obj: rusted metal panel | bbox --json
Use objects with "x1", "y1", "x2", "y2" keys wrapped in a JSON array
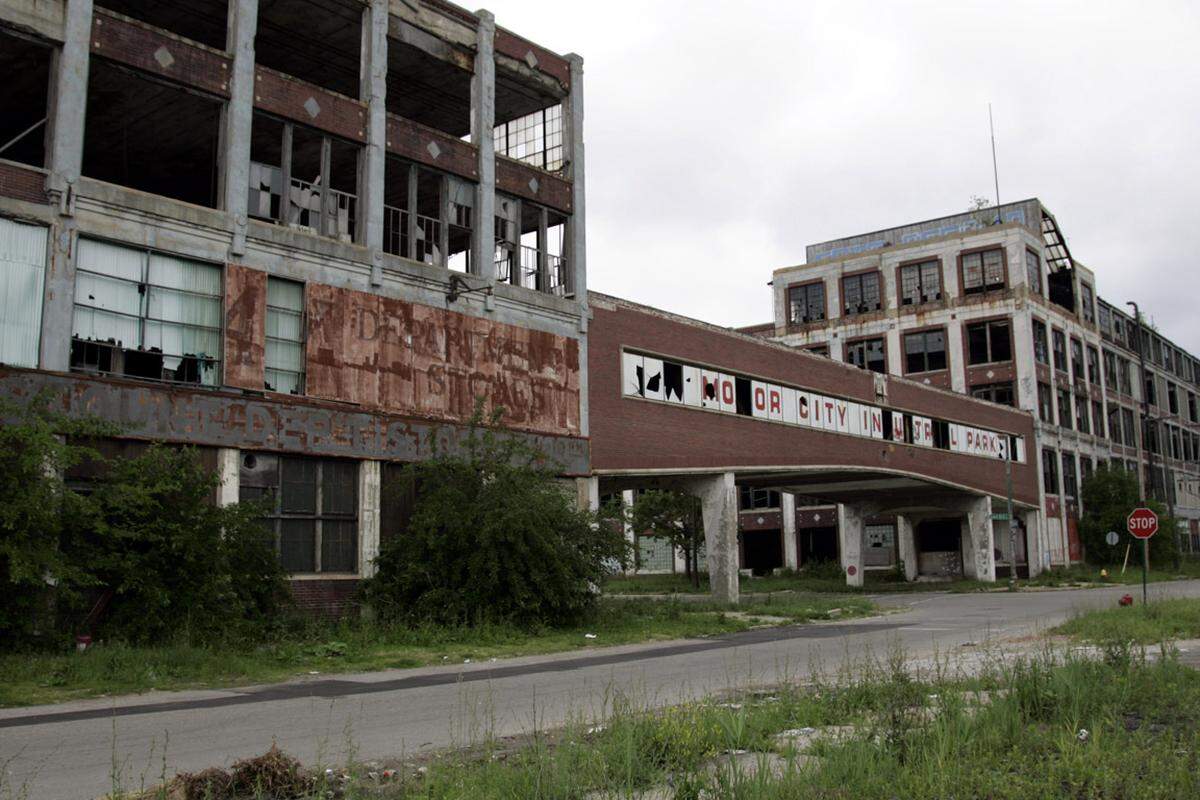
[
  {"x1": 254, "y1": 67, "x2": 367, "y2": 143},
  {"x1": 306, "y1": 285, "x2": 581, "y2": 438},
  {"x1": 91, "y1": 10, "x2": 232, "y2": 98},
  {"x1": 495, "y1": 156, "x2": 572, "y2": 214},
  {"x1": 224, "y1": 263, "x2": 266, "y2": 391},
  {"x1": 385, "y1": 114, "x2": 478, "y2": 179},
  {"x1": 0, "y1": 367, "x2": 589, "y2": 474},
  {"x1": 0, "y1": 161, "x2": 48, "y2": 205}
]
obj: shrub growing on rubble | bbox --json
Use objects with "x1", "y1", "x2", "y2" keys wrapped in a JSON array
[{"x1": 363, "y1": 412, "x2": 629, "y2": 627}]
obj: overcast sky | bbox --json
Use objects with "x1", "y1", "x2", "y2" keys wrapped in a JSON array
[{"x1": 496, "y1": 0, "x2": 1200, "y2": 353}]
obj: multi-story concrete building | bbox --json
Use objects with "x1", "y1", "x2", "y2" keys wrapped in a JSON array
[
  {"x1": 765, "y1": 199, "x2": 1200, "y2": 572},
  {"x1": 0, "y1": 0, "x2": 588, "y2": 612}
]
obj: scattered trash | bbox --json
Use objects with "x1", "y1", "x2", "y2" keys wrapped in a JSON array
[
  {"x1": 584, "y1": 633, "x2": 598, "y2": 639},
  {"x1": 1078, "y1": 728, "x2": 1090, "y2": 742},
  {"x1": 307, "y1": 671, "x2": 320, "y2": 675},
  {"x1": 1119, "y1": 594, "x2": 1134, "y2": 607},
  {"x1": 587, "y1": 725, "x2": 606, "y2": 735},
  {"x1": 464, "y1": 658, "x2": 471, "y2": 664}
]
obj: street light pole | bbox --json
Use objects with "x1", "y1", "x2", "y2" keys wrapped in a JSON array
[{"x1": 1128, "y1": 301, "x2": 1153, "y2": 603}]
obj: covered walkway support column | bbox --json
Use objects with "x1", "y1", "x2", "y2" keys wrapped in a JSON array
[
  {"x1": 896, "y1": 514, "x2": 918, "y2": 581},
  {"x1": 962, "y1": 495, "x2": 996, "y2": 582},
  {"x1": 838, "y1": 503, "x2": 867, "y2": 587},
  {"x1": 685, "y1": 472, "x2": 739, "y2": 604}
]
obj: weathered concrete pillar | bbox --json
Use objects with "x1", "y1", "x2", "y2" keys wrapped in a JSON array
[
  {"x1": 358, "y1": 460, "x2": 382, "y2": 577},
  {"x1": 961, "y1": 495, "x2": 996, "y2": 582},
  {"x1": 1023, "y1": 508, "x2": 1045, "y2": 578},
  {"x1": 838, "y1": 504, "x2": 866, "y2": 587},
  {"x1": 782, "y1": 493, "x2": 798, "y2": 570},
  {"x1": 896, "y1": 514, "x2": 918, "y2": 581},
  {"x1": 576, "y1": 476, "x2": 599, "y2": 512},
  {"x1": 564, "y1": 53, "x2": 586, "y2": 303},
  {"x1": 218, "y1": 0, "x2": 258, "y2": 256},
  {"x1": 40, "y1": 0, "x2": 93, "y2": 372},
  {"x1": 687, "y1": 473, "x2": 739, "y2": 604},
  {"x1": 946, "y1": 319, "x2": 966, "y2": 393},
  {"x1": 215, "y1": 448, "x2": 240, "y2": 507},
  {"x1": 470, "y1": 10, "x2": 496, "y2": 282},
  {"x1": 359, "y1": 0, "x2": 388, "y2": 285},
  {"x1": 621, "y1": 489, "x2": 636, "y2": 573}
]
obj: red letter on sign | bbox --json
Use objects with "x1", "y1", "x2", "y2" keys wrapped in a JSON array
[{"x1": 769, "y1": 389, "x2": 781, "y2": 414}]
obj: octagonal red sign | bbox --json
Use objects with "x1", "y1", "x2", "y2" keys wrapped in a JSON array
[{"x1": 1127, "y1": 507, "x2": 1159, "y2": 540}]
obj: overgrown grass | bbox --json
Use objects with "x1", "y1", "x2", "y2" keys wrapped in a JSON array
[
  {"x1": 119, "y1": 642, "x2": 1200, "y2": 799},
  {"x1": 1054, "y1": 597, "x2": 1200, "y2": 644},
  {"x1": 0, "y1": 594, "x2": 872, "y2": 708},
  {"x1": 603, "y1": 568, "x2": 993, "y2": 596},
  {"x1": 1027, "y1": 559, "x2": 1200, "y2": 588}
]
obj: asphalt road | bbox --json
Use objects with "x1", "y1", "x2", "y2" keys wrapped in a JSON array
[{"x1": 5, "y1": 580, "x2": 1200, "y2": 799}]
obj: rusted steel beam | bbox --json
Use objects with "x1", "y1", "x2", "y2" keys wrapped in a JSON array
[
  {"x1": 385, "y1": 114, "x2": 478, "y2": 179},
  {"x1": 495, "y1": 155, "x2": 572, "y2": 214},
  {"x1": 91, "y1": 10, "x2": 232, "y2": 98}
]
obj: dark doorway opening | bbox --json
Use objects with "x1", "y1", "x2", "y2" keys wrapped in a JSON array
[
  {"x1": 798, "y1": 526, "x2": 839, "y2": 566},
  {"x1": 740, "y1": 529, "x2": 783, "y2": 576},
  {"x1": 915, "y1": 518, "x2": 963, "y2": 577}
]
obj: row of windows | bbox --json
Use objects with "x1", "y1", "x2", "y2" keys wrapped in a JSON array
[
  {"x1": 838, "y1": 319, "x2": 1013, "y2": 379},
  {"x1": 1099, "y1": 301, "x2": 1200, "y2": 388}
]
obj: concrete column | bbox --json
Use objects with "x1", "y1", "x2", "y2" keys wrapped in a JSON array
[
  {"x1": 946, "y1": 319, "x2": 967, "y2": 393},
  {"x1": 961, "y1": 495, "x2": 996, "y2": 582},
  {"x1": 470, "y1": 11, "x2": 496, "y2": 282},
  {"x1": 577, "y1": 476, "x2": 599, "y2": 512},
  {"x1": 621, "y1": 489, "x2": 636, "y2": 573},
  {"x1": 358, "y1": 460, "x2": 381, "y2": 578},
  {"x1": 39, "y1": 0, "x2": 93, "y2": 372},
  {"x1": 215, "y1": 448, "x2": 240, "y2": 507},
  {"x1": 782, "y1": 493, "x2": 798, "y2": 570},
  {"x1": 1011, "y1": 312, "x2": 1038, "y2": 413},
  {"x1": 218, "y1": 0, "x2": 258, "y2": 257},
  {"x1": 564, "y1": 54, "x2": 586, "y2": 305},
  {"x1": 359, "y1": 0, "x2": 388, "y2": 285},
  {"x1": 1023, "y1": 508, "x2": 1045, "y2": 578},
  {"x1": 838, "y1": 504, "x2": 866, "y2": 587},
  {"x1": 896, "y1": 514, "x2": 917, "y2": 581},
  {"x1": 687, "y1": 472, "x2": 739, "y2": 604}
]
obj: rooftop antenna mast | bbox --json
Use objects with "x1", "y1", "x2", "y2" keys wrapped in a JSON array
[{"x1": 989, "y1": 103, "x2": 1001, "y2": 223}]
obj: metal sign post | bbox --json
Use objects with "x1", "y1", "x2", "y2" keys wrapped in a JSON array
[{"x1": 1127, "y1": 508, "x2": 1159, "y2": 605}]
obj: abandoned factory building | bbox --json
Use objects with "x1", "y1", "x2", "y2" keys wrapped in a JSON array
[{"x1": 0, "y1": 0, "x2": 588, "y2": 612}]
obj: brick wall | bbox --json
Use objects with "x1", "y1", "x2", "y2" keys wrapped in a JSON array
[{"x1": 290, "y1": 579, "x2": 359, "y2": 618}]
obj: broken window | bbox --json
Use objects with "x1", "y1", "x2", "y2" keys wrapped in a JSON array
[
  {"x1": 1080, "y1": 283, "x2": 1095, "y2": 324},
  {"x1": 1086, "y1": 346, "x2": 1100, "y2": 385},
  {"x1": 1075, "y1": 394, "x2": 1090, "y2": 434},
  {"x1": 265, "y1": 277, "x2": 304, "y2": 394},
  {"x1": 0, "y1": 217, "x2": 47, "y2": 368},
  {"x1": 1061, "y1": 451, "x2": 1078, "y2": 498},
  {"x1": 1122, "y1": 408, "x2": 1136, "y2": 447},
  {"x1": 787, "y1": 282, "x2": 825, "y2": 324},
  {"x1": 1107, "y1": 404, "x2": 1123, "y2": 445},
  {"x1": 382, "y1": 156, "x2": 473, "y2": 271},
  {"x1": 1042, "y1": 448, "x2": 1059, "y2": 495},
  {"x1": 84, "y1": 59, "x2": 222, "y2": 207},
  {"x1": 961, "y1": 248, "x2": 1005, "y2": 294},
  {"x1": 739, "y1": 487, "x2": 781, "y2": 510},
  {"x1": 255, "y1": 0, "x2": 361, "y2": 98},
  {"x1": 1145, "y1": 374, "x2": 1158, "y2": 407},
  {"x1": 1119, "y1": 357, "x2": 1133, "y2": 395},
  {"x1": 1103, "y1": 350, "x2": 1117, "y2": 388},
  {"x1": 71, "y1": 239, "x2": 221, "y2": 386},
  {"x1": 513, "y1": 200, "x2": 568, "y2": 294},
  {"x1": 1033, "y1": 320, "x2": 1049, "y2": 365},
  {"x1": 903, "y1": 329, "x2": 946, "y2": 373},
  {"x1": 846, "y1": 337, "x2": 886, "y2": 374},
  {"x1": 841, "y1": 272, "x2": 881, "y2": 315},
  {"x1": 1167, "y1": 381, "x2": 1180, "y2": 415},
  {"x1": 966, "y1": 319, "x2": 1011, "y2": 365},
  {"x1": 0, "y1": 30, "x2": 52, "y2": 169},
  {"x1": 1052, "y1": 328, "x2": 1068, "y2": 372},
  {"x1": 249, "y1": 112, "x2": 358, "y2": 242},
  {"x1": 1025, "y1": 248, "x2": 1041, "y2": 295},
  {"x1": 239, "y1": 453, "x2": 358, "y2": 573},
  {"x1": 386, "y1": 35, "x2": 472, "y2": 138},
  {"x1": 1038, "y1": 382, "x2": 1053, "y2": 423},
  {"x1": 970, "y1": 382, "x2": 1014, "y2": 407},
  {"x1": 1070, "y1": 338, "x2": 1084, "y2": 382},
  {"x1": 898, "y1": 260, "x2": 940, "y2": 306},
  {"x1": 494, "y1": 104, "x2": 563, "y2": 172},
  {"x1": 1189, "y1": 392, "x2": 1198, "y2": 423},
  {"x1": 1057, "y1": 388, "x2": 1073, "y2": 429},
  {"x1": 1093, "y1": 400, "x2": 1105, "y2": 438}
]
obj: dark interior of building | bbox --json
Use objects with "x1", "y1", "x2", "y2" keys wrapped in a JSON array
[
  {"x1": 256, "y1": 0, "x2": 362, "y2": 98},
  {"x1": 741, "y1": 529, "x2": 784, "y2": 575},
  {"x1": 83, "y1": 60, "x2": 222, "y2": 208},
  {"x1": 97, "y1": 0, "x2": 229, "y2": 50},
  {"x1": 0, "y1": 30, "x2": 52, "y2": 169},
  {"x1": 798, "y1": 526, "x2": 838, "y2": 565}
]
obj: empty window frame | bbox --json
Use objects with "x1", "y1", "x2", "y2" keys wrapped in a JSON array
[
  {"x1": 1033, "y1": 319, "x2": 1049, "y2": 365},
  {"x1": 961, "y1": 247, "x2": 1005, "y2": 294},
  {"x1": 1061, "y1": 451, "x2": 1078, "y2": 498},
  {"x1": 1119, "y1": 357, "x2": 1133, "y2": 395},
  {"x1": 70, "y1": 239, "x2": 221, "y2": 386},
  {"x1": 1057, "y1": 387, "x2": 1073, "y2": 430},
  {"x1": 248, "y1": 113, "x2": 359, "y2": 243},
  {"x1": 1189, "y1": 392, "x2": 1198, "y2": 423},
  {"x1": 846, "y1": 337, "x2": 886, "y2": 373},
  {"x1": 255, "y1": 0, "x2": 362, "y2": 98},
  {"x1": 739, "y1": 487, "x2": 781, "y2": 510},
  {"x1": 898, "y1": 260, "x2": 941, "y2": 306},
  {"x1": 1121, "y1": 408, "x2": 1136, "y2": 447},
  {"x1": 1167, "y1": 382, "x2": 1180, "y2": 415},
  {"x1": 0, "y1": 218, "x2": 47, "y2": 368},
  {"x1": 970, "y1": 382, "x2": 1015, "y2": 407},
  {"x1": 239, "y1": 453, "x2": 358, "y2": 573},
  {"x1": 0, "y1": 30, "x2": 52, "y2": 169},
  {"x1": 1145, "y1": 374, "x2": 1158, "y2": 407},
  {"x1": 1052, "y1": 328, "x2": 1068, "y2": 372},
  {"x1": 1070, "y1": 338, "x2": 1084, "y2": 382},
  {"x1": 1107, "y1": 404, "x2": 1123, "y2": 445},
  {"x1": 1080, "y1": 283, "x2": 1095, "y2": 324},
  {"x1": 1103, "y1": 350, "x2": 1117, "y2": 389},
  {"x1": 1092, "y1": 400, "x2": 1105, "y2": 438},
  {"x1": 841, "y1": 271, "x2": 881, "y2": 315},
  {"x1": 265, "y1": 277, "x2": 305, "y2": 394},
  {"x1": 493, "y1": 104, "x2": 563, "y2": 172},
  {"x1": 1037, "y1": 382, "x2": 1053, "y2": 423},
  {"x1": 83, "y1": 59, "x2": 222, "y2": 208},
  {"x1": 903, "y1": 329, "x2": 947, "y2": 373},
  {"x1": 1042, "y1": 448, "x2": 1059, "y2": 495},
  {"x1": 1025, "y1": 248, "x2": 1041, "y2": 295},
  {"x1": 787, "y1": 282, "x2": 826, "y2": 324},
  {"x1": 1075, "y1": 394, "x2": 1090, "y2": 433},
  {"x1": 516, "y1": 200, "x2": 570, "y2": 295},
  {"x1": 1086, "y1": 346, "x2": 1101, "y2": 385},
  {"x1": 966, "y1": 319, "x2": 1012, "y2": 365}
]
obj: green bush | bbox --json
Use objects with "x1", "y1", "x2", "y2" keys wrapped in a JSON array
[
  {"x1": 1080, "y1": 464, "x2": 1177, "y2": 565},
  {"x1": 363, "y1": 416, "x2": 629, "y2": 627}
]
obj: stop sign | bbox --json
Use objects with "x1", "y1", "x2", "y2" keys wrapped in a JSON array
[{"x1": 1127, "y1": 507, "x2": 1159, "y2": 539}]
